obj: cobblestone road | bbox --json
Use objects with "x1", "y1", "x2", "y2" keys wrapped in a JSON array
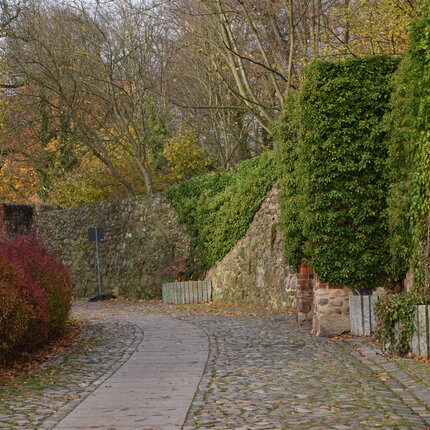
[{"x1": 1, "y1": 300, "x2": 430, "y2": 429}]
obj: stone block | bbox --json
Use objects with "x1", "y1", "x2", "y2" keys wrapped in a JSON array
[
  {"x1": 362, "y1": 296, "x2": 372, "y2": 335},
  {"x1": 341, "y1": 302, "x2": 350, "y2": 315},
  {"x1": 319, "y1": 307, "x2": 334, "y2": 314},
  {"x1": 349, "y1": 295, "x2": 362, "y2": 335},
  {"x1": 270, "y1": 274, "x2": 280, "y2": 287},
  {"x1": 332, "y1": 289, "x2": 348, "y2": 297},
  {"x1": 411, "y1": 305, "x2": 430, "y2": 359},
  {"x1": 297, "y1": 299, "x2": 312, "y2": 313},
  {"x1": 330, "y1": 300, "x2": 343, "y2": 307},
  {"x1": 317, "y1": 314, "x2": 350, "y2": 337},
  {"x1": 349, "y1": 295, "x2": 379, "y2": 335},
  {"x1": 411, "y1": 308, "x2": 420, "y2": 357},
  {"x1": 317, "y1": 290, "x2": 329, "y2": 297},
  {"x1": 298, "y1": 309, "x2": 313, "y2": 323},
  {"x1": 419, "y1": 305, "x2": 429, "y2": 359}
]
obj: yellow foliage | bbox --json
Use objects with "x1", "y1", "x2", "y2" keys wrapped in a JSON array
[
  {"x1": 325, "y1": 0, "x2": 415, "y2": 57},
  {"x1": 47, "y1": 155, "x2": 109, "y2": 207},
  {"x1": 47, "y1": 143, "x2": 145, "y2": 207},
  {"x1": 163, "y1": 125, "x2": 210, "y2": 182}
]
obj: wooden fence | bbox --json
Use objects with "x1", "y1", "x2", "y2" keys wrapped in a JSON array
[{"x1": 162, "y1": 280, "x2": 212, "y2": 304}]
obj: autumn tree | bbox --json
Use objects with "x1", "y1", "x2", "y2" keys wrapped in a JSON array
[
  {"x1": 323, "y1": 0, "x2": 417, "y2": 57},
  {"x1": 0, "y1": 0, "x2": 418, "y2": 203},
  {"x1": 167, "y1": 0, "x2": 416, "y2": 135},
  {"x1": 166, "y1": 27, "x2": 257, "y2": 168},
  {"x1": 0, "y1": 0, "x2": 24, "y2": 34},
  {"x1": 2, "y1": 0, "x2": 173, "y2": 201}
]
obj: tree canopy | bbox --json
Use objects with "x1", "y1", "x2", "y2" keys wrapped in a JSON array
[{"x1": 0, "y1": 0, "x2": 416, "y2": 204}]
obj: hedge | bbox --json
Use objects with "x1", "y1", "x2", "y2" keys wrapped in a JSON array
[
  {"x1": 375, "y1": 293, "x2": 430, "y2": 355},
  {"x1": 277, "y1": 56, "x2": 399, "y2": 292},
  {"x1": 166, "y1": 152, "x2": 277, "y2": 277},
  {"x1": 0, "y1": 236, "x2": 72, "y2": 361}
]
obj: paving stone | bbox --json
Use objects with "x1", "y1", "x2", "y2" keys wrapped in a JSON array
[{"x1": 1, "y1": 299, "x2": 430, "y2": 429}]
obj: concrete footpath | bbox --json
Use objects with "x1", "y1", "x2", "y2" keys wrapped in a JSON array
[{"x1": 54, "y1": 314, "x2": 208, "y2": 429}]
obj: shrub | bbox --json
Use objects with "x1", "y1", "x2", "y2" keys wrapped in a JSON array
[
  {"x1": 167, "y1": 152, "x2": 277, "y2": 277},
  {"x1": 158, "y1": 257, "x2": 187, "y2": 282},
  {"x1": 0, "y1": 235, "x2": 72, "y2": 361},
  {"x1": 2, "y1": 236, "x2": 73, "y2": 338},
  {"x1": 375, "y1": 294, "x2": 430, "y2": 355},
  {"x1": 0, "y1": 253, "x2": 49, "y2": 360}
]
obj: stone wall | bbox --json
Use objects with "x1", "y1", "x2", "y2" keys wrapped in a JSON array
[
  {"x1": 2, "y1": 186, "x2": 300, "y2": 311},
  {"x1": 34, "y1": 194, "x2": 191, "y2": 299},
  {"x1": 204, "y1": 186, "x2": 298, "y2": 309}
]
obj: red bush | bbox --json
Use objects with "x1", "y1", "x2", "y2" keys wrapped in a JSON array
[
  {"x1": 0, "y1": 235, "x2": 72, "y2": 361},
  {"x1": 0, "y1": 255, "x2": 49, "y2": 360}
]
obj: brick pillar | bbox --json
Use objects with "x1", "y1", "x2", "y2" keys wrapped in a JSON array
[
  {"x1": 297, "y1": 262, "x2": 315, "y2": 322},
  {"x1": 297, "y1": 262, "x2": 351, "y2": 336}
]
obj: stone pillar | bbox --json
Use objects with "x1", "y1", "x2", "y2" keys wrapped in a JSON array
[
  {"x1": 312, "y1": 279, "x2": 351, "y2": 336},
  {"x1": 297, "y1": 262, "x2": 315, "y2": 322}
]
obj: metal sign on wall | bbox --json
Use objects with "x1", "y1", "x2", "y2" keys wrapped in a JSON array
[{"x1": 88, "y1": 227, "x2": 105, "y2": 243}]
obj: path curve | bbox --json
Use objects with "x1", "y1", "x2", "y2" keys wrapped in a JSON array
[
  {"x1": 54, "y1": 313, "x2": 209, "y2": 430},
  {"x1": 5, "y1": 299, "x2": 430, "y2": 429}
]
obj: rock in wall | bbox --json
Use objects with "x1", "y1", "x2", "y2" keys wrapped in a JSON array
[
  {"x1": 34, "y1": 194, "x2": 191, "y2": 299},
  {"x1": 205, "y1": 185, "x2": 297, "y2": 309}
]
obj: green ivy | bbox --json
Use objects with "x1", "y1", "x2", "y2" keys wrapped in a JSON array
[
  {"x1": 384, "y1": 54, "x2": 421, "y2": 285},
  {"x1": 375, "y1": 294, "x2": 430, "y2": 355},
  {"x1": 276, "y1": 56, "x2": 399, "y2": 292},
  {"x1": 385, "y1": 0, "x2": 430, "y2": 293},
  {"x1": 272, "y1": 94, "x2": 306, "y2": 270},
  {"x1": 166, "y1": 152, "x2": 277, "y2": 278}
]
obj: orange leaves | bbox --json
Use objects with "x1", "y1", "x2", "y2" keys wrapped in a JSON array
[{"x1": 0, "y1": 156, "x2": 39, "y2": 203}]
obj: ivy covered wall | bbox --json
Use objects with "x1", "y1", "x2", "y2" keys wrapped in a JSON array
[
  {"x1": 276, "y1": 56, "x2": 399, "y2": 293},
  {"x1": 166, "y1": 152, "x2": 277, "y2": 278},
  {"x1": 385, "y1": 0, "x2": 430, "y2": 293}
]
